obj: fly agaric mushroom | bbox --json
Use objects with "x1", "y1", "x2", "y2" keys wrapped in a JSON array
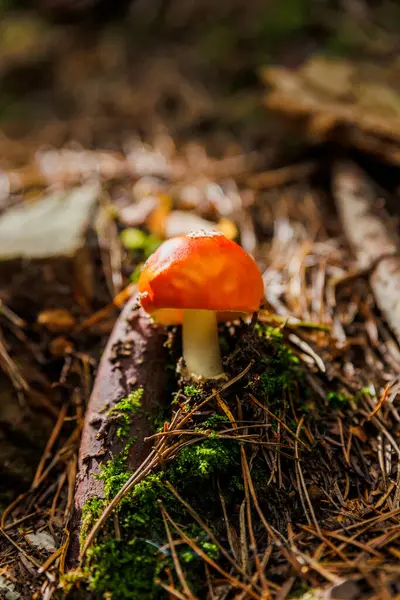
[{"x1": 138, "y1": 230, "x2": 264, "y2": 380}]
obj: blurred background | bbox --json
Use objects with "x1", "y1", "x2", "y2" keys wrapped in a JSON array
[{"x1": 1, "y1": 0, "x2": 400, "y2": 156}]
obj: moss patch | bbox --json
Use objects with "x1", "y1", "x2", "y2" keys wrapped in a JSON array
[
  {"x1": 80, "y1": 497, "x2": 106, "y2": 547},
  {"x1": 326, "y1": 390, "x2": 351, "y2": 409},
  {"x1": 107, "y1": 388, "x2": 143, "y2": 438},
  {"x1": 170, "y1": 438, "x2": 238, "y2": 482},
  {"x1": 256, "y1": 325, "x2": 302, "y2": 401},
  {"x1": 227, "y1": 324, "x2": 308, "y2": 414},
  {"x1": 183, "y1": 384, "x2": 202, "y2": 399},
  {"x1": 97, "y1": 442, "x2": 134, "y2": 498},
  {"x1": 80, "y1": 437, "x2": 229, "y2": 599}
]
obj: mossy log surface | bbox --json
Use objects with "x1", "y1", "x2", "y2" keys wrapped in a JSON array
[{"x1": 71, "y1": 297, "x2": 168, "y2": 562}]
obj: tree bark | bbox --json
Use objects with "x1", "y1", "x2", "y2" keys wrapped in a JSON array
[
  {"x1": 70, "y1": 296, "x2": 168, "y2": 561},
  {"x1": 333, "y1": 160, "x2": 400, "y2": 343}
]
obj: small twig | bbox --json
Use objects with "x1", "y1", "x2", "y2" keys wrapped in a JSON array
[
  {"x1": 0, "y1": 334, "x2": 29, "y2": 393},
  {"x1": 0, "y1": 300, "x2": 26, "y2": 328},
  {"x1": 288, "y1": 333, "x2": 326, "y2": 373},
  {"x1": 75, "y1": 283, "x2": 137, "y2": 332}
]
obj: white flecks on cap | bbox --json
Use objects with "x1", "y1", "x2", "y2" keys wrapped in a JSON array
[
  {"x1": 137, "y1": 291, "x2": 149, "y2": 304},
  {"x1": 187, "y1": 229, "x2": 225, "y2": 239}
]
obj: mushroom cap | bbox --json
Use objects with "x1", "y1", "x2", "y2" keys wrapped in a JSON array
[{"x1": 138, "y1": 231, "x2": 264, "y2": 325}]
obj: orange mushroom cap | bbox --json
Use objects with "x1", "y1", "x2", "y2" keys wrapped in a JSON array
[{"x1": 138, "y1": 231, "x2": 264, "y2": 325}]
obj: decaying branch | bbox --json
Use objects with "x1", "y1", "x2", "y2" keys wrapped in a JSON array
[
  {"x1": 70, "y1": 296, "x2": 168, "y2": 561},
  {"x1": 333, "y1": 160, "x2": 400, "y2": 343}
]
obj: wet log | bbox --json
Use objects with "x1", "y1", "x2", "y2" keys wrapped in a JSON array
[
  {"x1": 70, "y1": 296, "x2": 167, "y2": 560},
  {"x1": 333, "y1": 160, "x2": 400, "y2": 343}
]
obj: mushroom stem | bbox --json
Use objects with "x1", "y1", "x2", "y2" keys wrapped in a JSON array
[{"x1": 182, "y1": 309, "x2": 223, "y2": 379}]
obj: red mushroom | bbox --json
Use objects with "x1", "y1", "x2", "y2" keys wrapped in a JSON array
[{"x1": 138, "y1": 230, "x2": 264, "y2": 379}]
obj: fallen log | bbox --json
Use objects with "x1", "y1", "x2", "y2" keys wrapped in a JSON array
[
  {"x1": 70, "y1": 296, "x2": 168, "y2": 561},
  {"x1": 333, "y1": 160, "x2": 400, "y2": 343}
]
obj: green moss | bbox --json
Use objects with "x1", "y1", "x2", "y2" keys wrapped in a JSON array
[
  {"x1": 80, "y1": 497, "x2": 106, "y2": 546},
  {"x1": 260, "y1": 369, "x2": 292, "y2": 398},
  {"x1": 183, "y1": 384, "x2": 202, "y2": 398},
  {"x1": 296, "y1": 592, "x2": 322, "y2": 600},
  {"x1": 327, "y1": 391, "x2": 351, "y2": 409},
  {"x1": 200, "y1": 414, "x2": 229, "y2": 429},
  {"x1": 97, "y1": 442, "x2": 134, "y2": 498},
  {"x1": 145, "y1": 405, "x2": 169, "y2": 433},
  {"x1": 361, "y1": 386, "x2": 374, "y2": 397},
  {"x1": 121, "y1": 227, "x2": 162, "y2": 258},
  {"x1": 289, "y1": 580, "x2": 321, "y2": 599},
  {"x1": 170, "y1": 438, "x2": 238, "y2": 482},
  {"x1": 60, "y1": 569, "x2": 86, "y2": 594},
  {"x1": 86, "y1": 526, "x2": 218, "y2": 600},
  {"x1": 81, "y1": 439, "x2": 228, "y2": 599},
  {"x1": 123, "y1": 229, "x2": 163, "y2": 283},
  {"x1": 107, "y1": 388, "x2": 143, "y2": 438},
  {"x1": 253, "y1": 325, "x2": 303, "y2": 406},
  {"x1": 119, "y1": 473, "x2": 169, "y2": 533},
  {"x1": 86, "y1": 538, "x2": 166, "y2": 600}
]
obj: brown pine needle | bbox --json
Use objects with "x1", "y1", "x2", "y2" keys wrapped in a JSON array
[
  {"x1": 165, "y1": 481, "x2": 250, "y2": 582},
  {"x1": 37, "y1": 547, "x2": 63, "y2": 575},
  {"x1": 160, "y1": 504, "x2": 197, "y2": 600},
  {"x1": 295, "y1": 417, "x2": 321, "y2": 535},
  {"x1": 32, "y1": 404, "x2": 68, "y2": 488},
  {"x1": 249, "y1": 394, "x2": 310, "y2": 450},
  {"x1": 75, "y1": 283, "x2": 137, "y2": 332},
  {"x1": 368, "y1": 383, "x2": 391, "y2": 420},
  {"x1": 161, "y1": 506, "x2": 260, "y2": 600}
]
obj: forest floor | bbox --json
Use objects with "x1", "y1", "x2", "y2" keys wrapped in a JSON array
[{"x1": 1, "y1": 2, "x2": 400, "y2": 599}]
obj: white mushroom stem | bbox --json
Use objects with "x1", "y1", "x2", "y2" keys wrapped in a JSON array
[{"x1": 182, "y1": 309, "x2": 223, "y2": 379}]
